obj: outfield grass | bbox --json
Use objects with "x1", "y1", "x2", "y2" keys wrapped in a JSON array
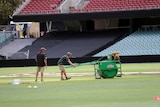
[
  {"x1": 1, "y1": 76, "x2": 160, "y2": 107},
  {"x1": 0, "y1": 63, "x2": 160, "y2": 107},
  {"x1": 0, "y1": 63, "x2": 160, "y2": 75}
]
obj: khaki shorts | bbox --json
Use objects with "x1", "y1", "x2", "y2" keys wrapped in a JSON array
[
  {"x1": 37, "y1": 66, "x2": 44, "y2": 72},
  {"x1": 58, "y1": 64, "x2": 65, "y2": 71}
]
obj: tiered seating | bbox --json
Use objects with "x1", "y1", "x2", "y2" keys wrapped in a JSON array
[
  {"x1": 18, "y1": 29, "x2": 127, "y2": 58},
  {"x1": 19, "y1": 0, "x2": 160, "y2": 14},
  {"x1": 19, "y1": 0, "x2": 62, "y2": 15},
  {"x1": 0, "y1": 32, "x2": 14, "y2": 49},
  {"x1": 71, "y1": 0, "x2": 160, "y2": 13},
  {"x1": 94, "y1": 29, "x2": 160, "y2": 56}
]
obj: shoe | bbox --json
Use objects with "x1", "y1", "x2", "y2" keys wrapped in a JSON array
[
  {"x1": 41, "y1": 79, "x2": 44, "y2": 82},
  {"x1": 35, "y1": 79, "x2": 37, "y2": 82},
  {"x1": 66, "y1": 77, "x2": 71, "y2": 80}
]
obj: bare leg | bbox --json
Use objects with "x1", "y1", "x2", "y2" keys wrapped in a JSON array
[
  {"x1": 63, "y1": 70, "x2": 67, "y2": 79},
  {"x1": 63, "y1": 69, "x2": 71, "y2": 80},
  {"x1": 61, "y1": 71, "x2": 64, "y2": 79},
  {"x1": 61, "y1": 69, "x2": 67, "y2": 80},
  {"x1": 35, "y1": 72, "x2": 39, "y2": 82},
  {"x1": 59, "y1": 65, "x2": 70, "y2": 80},
  {"x1": 41, "y1": 72, "x2": 44, "y2": 81}
]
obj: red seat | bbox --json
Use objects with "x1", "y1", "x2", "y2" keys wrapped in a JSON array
[
  {"x1": 19, "y1": 0, "x2": 62, "y2": 15},
  {"x1": 20, "y1": 0, "x2": 160, "y2": 14},
  {"x1": 80, "y1": 0, "x2": 160, "y2": 12}
]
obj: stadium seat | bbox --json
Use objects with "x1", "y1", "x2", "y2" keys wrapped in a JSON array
[
  {"x1": 0, "y1": 33, "x2": 14, "y2": 49},
  {"x1": 19, "y1": 0, "x2": 62, "y2": 15},
  {"x1": 79, "y1": 0, "x2": 160, "y2": 13},
  {"x1": 94, "y1": 29, "x2": 160, "y2": 56},
  {"x1": 18, "y1": 0, "x2": 160, "y2": 14}
]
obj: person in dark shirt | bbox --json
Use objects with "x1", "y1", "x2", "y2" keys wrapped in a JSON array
[
  {"x1": 57, "y1": 52, "x2": 76, "y2": 80},
  {"x1": 35, "y1": 47, "x2": 47, "y2": 82}
]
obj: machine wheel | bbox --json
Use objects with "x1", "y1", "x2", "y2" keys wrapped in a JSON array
[{"x1": 101, "y1": 69, "x2": 118, "y2": 78}]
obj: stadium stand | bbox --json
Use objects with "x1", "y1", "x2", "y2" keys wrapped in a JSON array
[
  {"x1": 18, "y1": 0, "x2": 62, "y2": 15},
  {"x1": 0, "y1": 32, "x2": 14, "y2": 49},
  {"x1": 94, "y1": 28, "x2": 160, "y2": 56},
  {"x1": 16, "y1": 0, "x2": 160, "y2": 15},
  {"x1": 0, "y1": 38, "x2": 36, "y2": 59},
  {"x1": 16, "y1": 29, "x2": 128, "y2": 59},
  {"x1": 71, "y1": 0, "x2": 160, "y2": 13}
]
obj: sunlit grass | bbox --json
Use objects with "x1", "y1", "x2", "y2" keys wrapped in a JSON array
[
  {"x1": 0, "y1": 63, "x2": 160, "y2": 76},
  {"x1": 1, "y1": 75, "x2": 160, "y2": 107}
]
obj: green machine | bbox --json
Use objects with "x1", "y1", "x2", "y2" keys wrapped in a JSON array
[
  {"x1": 94, "y1": 53, "x2": 122, "y2": 79},
  {"x1": 94, "y1": 60, "x2": 122, "y2": 79},
  {"x1": 64, "y1": 53, "x2": 122, "y2": 79}
]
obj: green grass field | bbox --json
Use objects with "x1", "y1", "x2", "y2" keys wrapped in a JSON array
[{"x1": 0, "y1": 63, "x2": 160, "y2": 107}]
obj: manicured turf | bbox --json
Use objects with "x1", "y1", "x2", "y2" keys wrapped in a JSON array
[
  {"x1": 0, "y1": 63, "x2": 160, "y2": 75},
  {"x1": 0, "y1": 63, "x2": 160, "y2": 107},
  {"x1": 1, "y1": 76, "x2": 160, "y2": 107}
]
